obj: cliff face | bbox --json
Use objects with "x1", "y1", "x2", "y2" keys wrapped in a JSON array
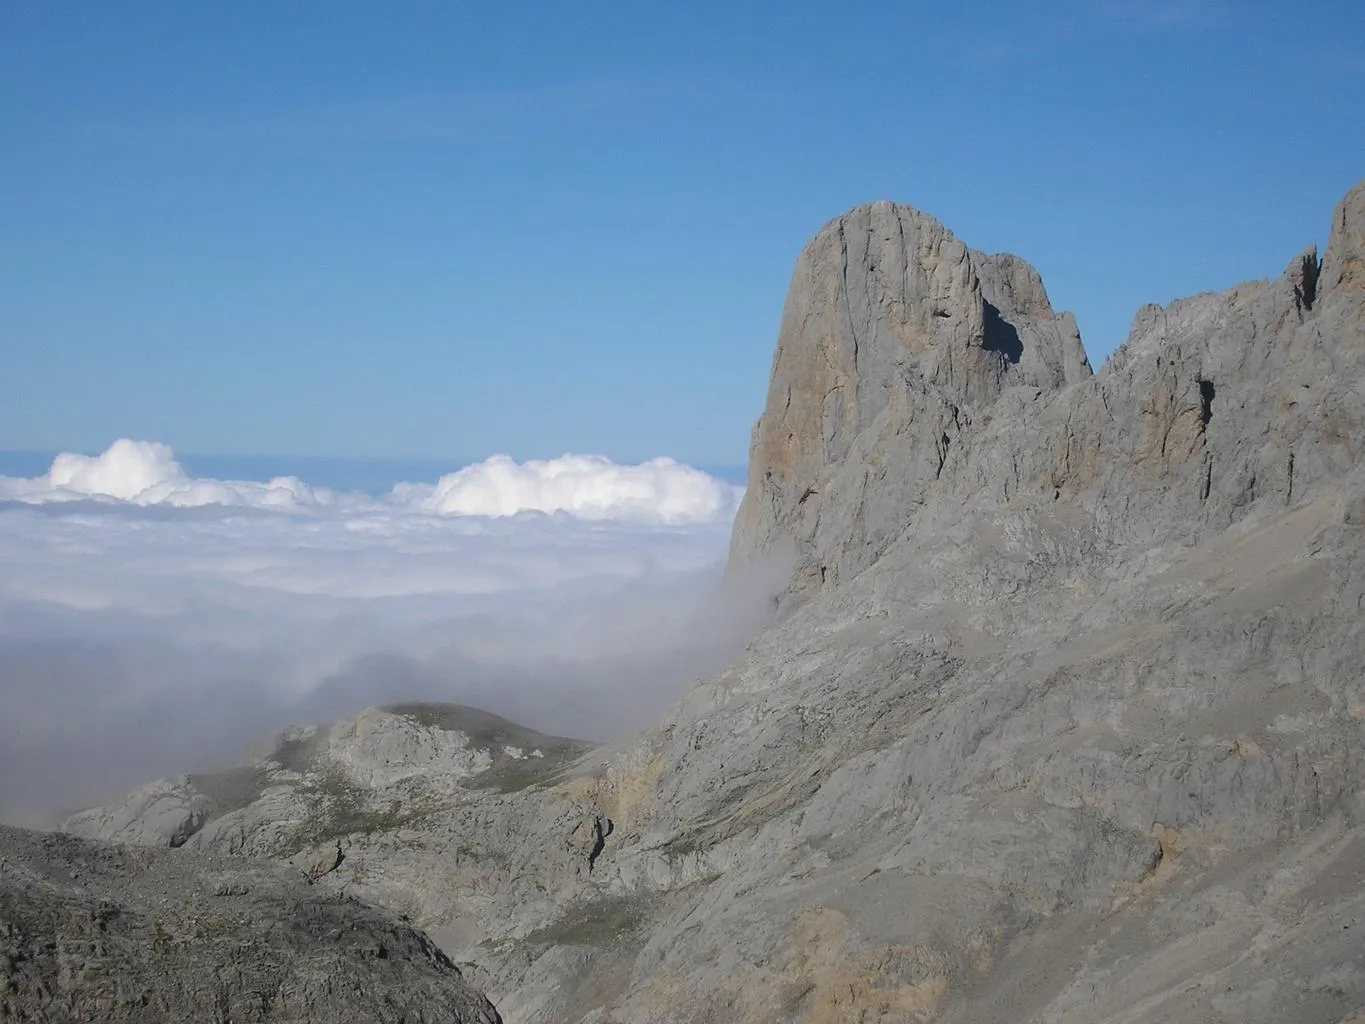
[
  {"x1": 730, "y1": 199, "x2": 1092, "y2": 591},
  {"x1": 733, "y1": 186, "x2": 1365, "y2": 599},
  {"x1": 53, "y1": 182, "x2": 1365, "y2": 1024}
]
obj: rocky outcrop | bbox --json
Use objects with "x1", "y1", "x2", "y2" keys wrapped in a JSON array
[
  {"x1": 60, "y1": 776, "x2": 216, "y2": 849},
  {"x1": 64, "y1": 704, "x2": 592, "y2": 856},
  {"x1": 732, "y1": 185, "x2": 1365, "y2": 601},
  {"x1": 1015, "y1": 180, "x2": 1365, "y2": 548},
  {"x1": 1322, "y1": 178, "x2": 1365, "y2": 295},
  {"x1": 0, "y1": 824, "x2": 501, "y2": 1023},
  {"x1": 61, "y1": 702, "x2": 621, "y2": 1012},
  {"x1": 729, "y1": 200, "x2": 1092, "y2": 591}
]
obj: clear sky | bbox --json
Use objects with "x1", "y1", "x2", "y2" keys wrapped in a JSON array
[{"x1": 2, "y1": 1, "x2": 1362, "y2": 464}]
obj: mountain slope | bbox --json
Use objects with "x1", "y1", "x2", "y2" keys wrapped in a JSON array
[{"x1": 0, "y1": 824, "x2": 502, "y2": 1023}]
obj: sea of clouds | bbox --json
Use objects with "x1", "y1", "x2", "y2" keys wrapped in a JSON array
[{"x1": 0, "y1": 440, "x2": 779, "y2": 825}]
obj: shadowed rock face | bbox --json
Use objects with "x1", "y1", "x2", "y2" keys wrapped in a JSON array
[
  {"x1": 0, "y1": 825, "x2": 502, "y2": 1023},
  {"x1": 55, "y1": 181, "x2": 1365, "y2": 1024}
]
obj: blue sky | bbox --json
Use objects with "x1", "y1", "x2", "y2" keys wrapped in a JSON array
[{"x1": 2, "y1": 1, "x2": 1362, "y2": 464}]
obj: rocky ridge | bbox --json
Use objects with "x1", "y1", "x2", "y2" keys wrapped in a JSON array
[{"x1": 50, "y1": 180, "x2": 1365, "y2": 1023}]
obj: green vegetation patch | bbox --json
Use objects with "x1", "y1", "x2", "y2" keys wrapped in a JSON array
[
  {"x1": 521, "y1": 894, "x2": 651, "y2": 950},
  {"x1": 278, "y1": 763, "x2": 442, "y2": 855}
]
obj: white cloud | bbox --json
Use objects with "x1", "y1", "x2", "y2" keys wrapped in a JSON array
[
  {"x1": 48, "y1": 439, "x2": 183, "y2": 499},
  {"x1": 0, "y1": 440, "x2": 740, "y2": 524},
  {"x1": 0, "y1": 438, "x2": 340, "y2": 511},
  {"x1": 409, "y1": 453, "x2": 736, "y2": 523},
  {"x1": 0, "y1": 440, "x2": 768, "y2": 825}
]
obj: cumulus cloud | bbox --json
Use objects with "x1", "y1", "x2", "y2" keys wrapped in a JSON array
[
  {"x1": 407, "y1": 453, "x2": 737, "y2": 523},
  {"x1": 0, "y1": 440, "x2": 769, "y2": 826},
  {"x1": 1, "y1": 439, "x2": 339, "y2": 511},
  {"x1": 49, "y1": 439, "x2": 183, "y2": 500},
  {"x1": 0, "y1": 441, "x2": 740, "y2": 524}
]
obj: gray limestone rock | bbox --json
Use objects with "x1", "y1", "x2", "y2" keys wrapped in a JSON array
[
  {"x1": 63, "y1": 776, "x2": 214, "y2": 849},
  {"x1": 0, "y1": 824, "x2": 502, "y2": 1023},
  {"x1": 728, "y1": 199, "x2": 1092, "y2": 592}
]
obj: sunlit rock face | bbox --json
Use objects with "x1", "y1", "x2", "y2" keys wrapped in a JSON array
[
  {"x1": 730, "y1": 199, "x2": 1091, "y2": 593},
  {"x1": 733, "y1": 183, "x2": 1365, "y2": 604}
]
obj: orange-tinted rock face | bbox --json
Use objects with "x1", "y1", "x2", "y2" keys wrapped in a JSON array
[{"x1": 1322, "y1": 180, "x2": 1365, "y2": 296}]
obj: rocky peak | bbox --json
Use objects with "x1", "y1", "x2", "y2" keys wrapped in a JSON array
[
  {"x1": 729, "y1": 198, "x2": 1090, "y2": 591},
  {"x1": 733, "y1": 182, "x2": 1365, "y2": 597}
]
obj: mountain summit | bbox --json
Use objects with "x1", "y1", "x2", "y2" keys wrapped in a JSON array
[
  {"x1": 730, "y1": 199, "x2": 1091, "y2": 590},
  {"x1": 735, "y1": 183, "x2": 1365, "y2": 603}
]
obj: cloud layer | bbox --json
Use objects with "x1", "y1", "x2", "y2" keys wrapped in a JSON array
[
  {"x1": 0, "y1": 441, "x2": 769, "y2": 825},
  {"x1": 0, "y1": 439, "x2": 740, "y2": 524}
]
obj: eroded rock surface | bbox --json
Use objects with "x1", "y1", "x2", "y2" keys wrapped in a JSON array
[
  {"x1": 0, "y1": 824, "x2": 501, "y2": 1023},
  {"x1": 729, "y1": 199, "x2": 1092, "y2": 591}
]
